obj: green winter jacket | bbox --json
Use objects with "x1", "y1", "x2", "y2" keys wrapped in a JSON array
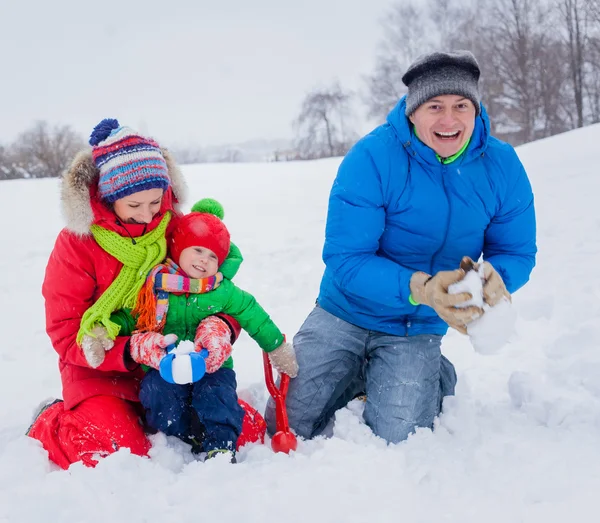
[{"x1": 111, "y1": 244, "x2": 284, "y2": 370}]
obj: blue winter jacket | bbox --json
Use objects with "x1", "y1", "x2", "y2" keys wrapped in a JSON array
[{"x1": 317, "y1": 96, "x2": 536, "y2": 336}]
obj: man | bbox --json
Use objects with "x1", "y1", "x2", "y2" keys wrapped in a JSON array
[
  {"x1": 267, "y1": 51, "x2": 536, "y2": 444},
  {"x1": 27, "y1": 119, "x2": 244, "y2": 468}
]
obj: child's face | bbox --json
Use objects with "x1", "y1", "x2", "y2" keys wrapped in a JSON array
[{"x1": 178, "y1": 246, "x2": 219, "y2": 278}]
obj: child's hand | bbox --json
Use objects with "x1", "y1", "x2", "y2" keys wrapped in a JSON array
[
  {"x1": 268, "y1": 341, "x2": 299, "y2": 378},
  {"x1": 129, "y1": 332, "x2": 178, "y2": 370},
  {"x1": 81, "y1": 325, "x2": 114, "y2": 368},
  {"x1": 194, "y1": 316, "x2": 233, "y2": 373}
]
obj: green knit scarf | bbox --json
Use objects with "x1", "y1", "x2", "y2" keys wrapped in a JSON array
[{"x1": 76, "y1": 213, "x2": 172, "y2": 344}]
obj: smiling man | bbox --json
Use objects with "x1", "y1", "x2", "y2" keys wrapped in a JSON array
[
  {"x1": 404, "y1": 52, "x2": 481, "y2": 164},
  {"x1": 266, "y1": 50, "x2": 537, "y2": 444}
]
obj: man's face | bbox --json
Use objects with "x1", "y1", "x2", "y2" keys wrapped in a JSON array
[
  {"x1": 178, "y1": 246, "x2": 219, "y2": 279},
  {"x1": 409, "y1": 95, "x2": 476, "y2": 158},
  {"x1": 113, "y1": 188, "x2": 164, "y2": 224}
]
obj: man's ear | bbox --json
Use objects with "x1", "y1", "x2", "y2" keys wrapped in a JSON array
[{"x1": 409, "y1": 113, "x2": 415, "y2": 124}]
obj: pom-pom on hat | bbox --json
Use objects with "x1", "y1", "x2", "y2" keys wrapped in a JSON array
[
  {"x1": 89, "y1": 118, "x2": 171, "y2": 203},
  {"x1": 170, "y1": 198, "x2": 231, "y2": 266}
]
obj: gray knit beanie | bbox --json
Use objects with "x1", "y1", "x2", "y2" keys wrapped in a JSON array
[{"x1": 402, "y1": 50, "x2": 481, "y2": 116}]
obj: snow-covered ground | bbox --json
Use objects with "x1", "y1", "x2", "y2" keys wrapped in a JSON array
[{"x1": 1, "y1": 125, "x2": 599, "y2": 522}]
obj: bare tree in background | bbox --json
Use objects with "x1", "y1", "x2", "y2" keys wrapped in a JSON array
[
  {"x1": 364, "y1": 0, "x2": 502, "y2": 126},
  {"x1": 363, "y1": 1, "x2": 431, "y2": 121},
  {"x1": 536, "y1": 37, "x2": 572, "y2": 135},
  {"x1": 0, "y1": 145, "x2": 20, "y2": 180},
  {"x1": 294, "y1": 82, "x2": 357, "y2": 159},
  {"x1": 488, "y1": 0, "x2": 552, "y2": 143},
  {"x1": 364, "y1": 0, "x2": 600, "y2": 145},
  {"x1": 560, "y1": 0, "x2": 588, "y2": 128},
  {"x1": 363, "y1": 57, "x2": 407, "y2": 121},
  {"x1": 589, "y1": 0, "x2": 600, "y2": 26},
  {"x1": 10, "y1": 121, "x2": 85, "y2": 178},
  {"x1": 428, "y1": 0, "x2": 465, "y2": 49},
  {"x1": 444, "y1": 0, "x2": 508, "y2": 135},
  {"x1": 586, "y1": 43, "x2": 600, "y2": 122},
  {"x1": 584, "y1": 0, "x2": 600, "y2": 123}
]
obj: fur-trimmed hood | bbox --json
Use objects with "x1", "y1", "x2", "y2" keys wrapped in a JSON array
[{"x1": 60, "y1": 147, "x2": 188, "y2": 235}]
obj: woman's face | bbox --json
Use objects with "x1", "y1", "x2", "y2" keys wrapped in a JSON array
[
  {"x1": 409, "y1": 95, "x2": 476, "y2": 158},
  {"x1": 113, "y1": 188, "x2": 164, "y2": 224}
]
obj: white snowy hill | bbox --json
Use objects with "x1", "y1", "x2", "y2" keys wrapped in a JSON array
[{"x1": 1, "y1": 123, "x2": 599, "y2": 522}]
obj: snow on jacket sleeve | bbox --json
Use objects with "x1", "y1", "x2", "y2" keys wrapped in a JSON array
[
  {"x1": 322, "y1": 137, "x2": 415, "y2": 307},
  {"x1": 483, "y1": 151, "x2": 537, "y2": 293},
  {"x1": 42, "y1": 230, "x2": 131, "y2": 372}
]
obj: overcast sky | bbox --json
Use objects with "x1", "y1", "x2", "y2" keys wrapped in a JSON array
[{"x1": 1, "y1": 0, "x2": 396, "y2": 148}]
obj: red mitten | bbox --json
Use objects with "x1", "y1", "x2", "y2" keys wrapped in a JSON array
[
  {"x1": 129, "y1": 332, "x2": 178, "y2": 370},
  {"x1": 194, "y1": 316, "x2": 233, "y2": 373}
]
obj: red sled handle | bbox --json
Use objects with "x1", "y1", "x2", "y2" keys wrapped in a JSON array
[{"x1": 263, "y1": 351, "x2": 292, "y2": 434}]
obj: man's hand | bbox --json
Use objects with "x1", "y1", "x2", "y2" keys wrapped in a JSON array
[
  {"x1": 410, "y1": 270, "x2": 483, "y2": 334},
  {"x1": 480, "y1": 261, "x2": 511, "y2": 306},
  {"x1": 460, "y1": 256, "x2": 511, "y2": 307}
]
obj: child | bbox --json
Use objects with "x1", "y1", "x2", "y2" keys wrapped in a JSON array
[{"x1": 116, "y1": 198, "x2": 298, "y2": 461}]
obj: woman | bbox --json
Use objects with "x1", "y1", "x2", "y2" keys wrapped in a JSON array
[{"x1": 28, "y1": 119, "x2": 245, "y2": 468}]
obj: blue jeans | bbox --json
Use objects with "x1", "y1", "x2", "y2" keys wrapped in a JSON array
[
  {"x1": 140, "y1": 367, "x2": 244, "y2": 453},
  {"x1": 265, "y1": 306, "x2": 457, "y2": 444}
]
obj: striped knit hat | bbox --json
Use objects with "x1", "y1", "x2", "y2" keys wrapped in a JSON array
[{"x1": 89, "y1": 118, "x2": 171, "y2": 203}]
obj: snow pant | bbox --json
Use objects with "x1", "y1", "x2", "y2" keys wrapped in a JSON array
[
  {"x1": 140, "y1": 367, "x2": 247, "y2": 453},
  {"x1": 27, "y1": 395, "x2": 151, "y2": 470},
  {"x1": 265, "y1": 305, "x2": 457, "y2": 444}
]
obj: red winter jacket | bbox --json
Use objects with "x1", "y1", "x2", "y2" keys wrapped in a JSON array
[{"x1": 42, "y1": 150, "x2": 240, "y2": 409}]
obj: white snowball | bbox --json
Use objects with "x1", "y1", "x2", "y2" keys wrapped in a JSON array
[{"x1": 449, "y1": 267, "x2": 516, "y2": 355}]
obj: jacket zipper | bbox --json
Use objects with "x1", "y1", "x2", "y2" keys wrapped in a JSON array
[
  {"x1": 429, "y1": 163, "x2": 452, "y2": 277},
  {"x1": 408, "y1": 163, "x2": 452, "y2": 335},
  {"x1": 186, "y1": 294, "x2": 194, "y2": 341}
]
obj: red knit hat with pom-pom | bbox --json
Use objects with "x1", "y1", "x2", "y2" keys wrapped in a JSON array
[{"x1": 169, "y1": 198, "x2": 230, "y2": 266}]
